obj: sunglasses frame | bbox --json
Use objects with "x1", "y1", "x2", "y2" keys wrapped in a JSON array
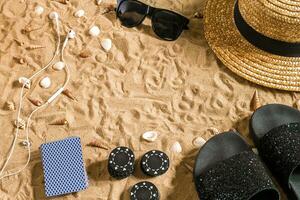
[{"x1": 116, "y1": 0, "x2": 189, "y2": 41}]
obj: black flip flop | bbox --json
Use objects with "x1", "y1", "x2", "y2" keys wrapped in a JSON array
[
  {"x1": 193, "y1": 131, "x2": 279, "y2": 200},
  {"x1": 250, "y1": 104, "x2": 300, "y2": 200}
]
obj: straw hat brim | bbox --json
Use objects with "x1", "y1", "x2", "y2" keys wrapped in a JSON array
[{"x1": 204, "y1": 0, "x2": 300, "y2": 91}]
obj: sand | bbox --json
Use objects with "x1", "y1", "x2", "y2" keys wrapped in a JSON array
[{"x1": 0, "y1": 0, "x2": 296, "y2": 199}]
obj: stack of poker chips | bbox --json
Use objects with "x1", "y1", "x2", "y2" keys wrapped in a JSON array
[
  {"x1": 141, "y1": 150, "x2": 170, "y2": 177},
  {"x1": 130, "y1": 181, "x2": 160, "y2": 200},
  {"x1": 108, "y1": 146, "x2": 135, "y2": 179}
]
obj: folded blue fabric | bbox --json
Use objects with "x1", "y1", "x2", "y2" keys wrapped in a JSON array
[{"x1": 40, "y1": 137, "x2": 88, "y2": 197}]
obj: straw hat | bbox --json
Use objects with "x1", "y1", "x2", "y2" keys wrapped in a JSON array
[{"x1": 204, "y1": 0, "x2": 300, "y2": 91}]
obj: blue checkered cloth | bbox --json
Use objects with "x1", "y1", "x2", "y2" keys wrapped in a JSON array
[{"x1": 40, "y1": 137, "x2": 89, "y2": 197}]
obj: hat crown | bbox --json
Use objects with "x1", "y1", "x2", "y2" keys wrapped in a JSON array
[{"x1": 239, "y1": 0, "x2": 300, "y2": 43}]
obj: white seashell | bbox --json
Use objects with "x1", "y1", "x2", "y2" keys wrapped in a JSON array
[
  {"x1": 89, "y1": 25, "x2": 101, "y2": 37},
  {"x1": 96, "y1": 0, "x2": 102, "y2": 5},
  {"x1": 53, "y1": 61, "x2": 65, "y2": 71},
  {"x1": 171, "y1": 141, "x2": 182, "y2": 153},
  {"x1": 49, "y1": 11, "x2": 59, "y2": 20},
  {"x1": 142, "y1": 131, "x2": 158, "y2": 142},
  {"x1": 193, "y1": 137, "x2": 206, "y2": 148},
  {"x1": 40, "y1": 77, "x2": 51, "y2": 88},
  {"x1": 74, "y1": 9, "x2": 85, "y2": 18},
  {"x1": 68, "y1": 30, "x2": 76, "y2": 39},
  {"x1": 101, "y1": 38, "x2": 112, "y2": 52},
  {"x1": 18, "y1": 77, "x2": 31, "y2": 89},
  {"x1": 35, "y1": 5, "x2": 44, "y2": 15}
]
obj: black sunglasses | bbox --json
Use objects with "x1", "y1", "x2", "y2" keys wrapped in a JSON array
[{"x1": 116, "y1": 0, "x2": 189, "y2": 41}]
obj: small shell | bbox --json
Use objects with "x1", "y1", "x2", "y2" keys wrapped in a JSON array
[
  {"x1": 89, "y1": 25, "x2": 101, "y2": 37},
  {"x1": 250, "y1": 90, "x2": 261, "y2": 111},
  {"x1": 74, "y1": 9, "x2": 85, "y2": 18},
  {"x1": 96, "y1": 0, "x2": 102, "y2": 5},
  {"x1": 53, "y1": 61, "x2": 65, "y2": 71},
  {"x1": 79, "y1": 49, "x2": 92, "y2": 58},
  {"x1": 14, "y1": 39, "x2": 25, "y2": 46},
  {"x1": 18, "y1": 77, "x2": 31, "y2": 89},
  {"x1": 101, "y1": 38, "x2": 112, "y2": 52},
  {"x1": 194, "y1": 12, "x2": 203, "y2": 19},
  {"x1": 207, "y1": 127, "x2": 220, "y2": 135},
  {"x1": 142, "y1": 131, "x2": 158, "y2": 142},
  {"x1": 14, "y1": 57, "x2": 26, "y2": 64},
  {"x1": 193, "y1": 137, "x2": 206, "y2": 148},
  {"x1": 26, "y1": 45, "x2": 45, "y2": 50},
  {"x1": 171, "y1": 141, "x2": 182, "y2": 153},
  {"x1": 34, "y1": 5, "x2": 44, "y2": 15},
  {"x1": 4, "y1": 101, "x2": 15, "y2": 111},
  {"x1": 62, "y1": 89, "x2": 77, "y2": 101},
  {"x1": 39, "y1": 77, "x2": 51, "y2": 89},
  {"x1": 56, "y1": 0, "x2": 69, "y2": 4},
  {"x1": 28, "y1": 98, "x2": 43, "y2": 106},
  {"x1": 86, "y1": 141, "x2": 109, "y2": 150},
  {"x1": 14, "y1": 118, "x2": 26, "y2": 129},
  {"x1": 49, "y1": 119, "x2": 69, "y2": 126},
  {"x1": 20, "y1": 140, "x2": 31, "y2": 147}
]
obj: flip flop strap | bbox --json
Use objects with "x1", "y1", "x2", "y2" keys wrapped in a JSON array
[
  {"x1": 196, "y1": 151, "x2": 278, "y2": 200},
  {"x1": 259, "y1": 122, "x2": 300, "y2": 184}
]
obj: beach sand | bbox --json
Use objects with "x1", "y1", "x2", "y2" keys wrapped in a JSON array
[{"x1": 0, "y1": 0, "x2": 295, "y2": 199}]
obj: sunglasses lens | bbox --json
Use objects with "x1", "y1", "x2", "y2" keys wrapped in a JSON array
[
  {"x1": 152, "y1": 11, "x2": 184, "y2": 40},
  {"x1": 117, "y1": 1, "x2": 147, "y2": 27}
]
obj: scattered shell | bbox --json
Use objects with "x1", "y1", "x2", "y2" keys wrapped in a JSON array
[
  {"x1": 96, "y1": 0, "x2": 102, "y2": 5},
  {"x1": 79, "y1": 49, "x2": 92, "y2": 58},
  {"x1": 14, "y1": 57, "x2": 26, "y2": 64},
  {"x1": 55, "y1": 0, "x2": 69, "y2": 4},
  {"x1": 34, "y1": 5, "x2": 44, "y2": 15},
  {"x1": 193, "y1": 137, "x2": 206, "y2": 148},
  {"x1": 86, "y1": 141, "x2": 109, "y2": 150},
  {"x1": 89, "y1": 25, "x2": 101, "y2": 37},
  {"x1": 74, "y1": 9, "x2": 85, "y2": 18},
  {"x1": 4, "y1": 101, "x2": 15, "y2": 111},
  {"x1": 14, "y1": 118, "x2": 26, "y2": 130},
  {"x1": 142, "y1": 131, "x2": 158, "y2": 142},
  {"x1": 207, "y1": 127, "x2": 220, "y2": 135},
  {"x1": 28, "y1": 98, "x2": 43, "y2": 106},
  {"x1": 101, "y1": 38, "x2": 112, "y2": 52},
  {"x1": 68, "y1": 30, "x2": 76, "y2": 39},
  {"x1": 194, "y1": 12, "x2": 203, "y2": 19},
  {"x1": 53, "y1": 61, "x2": 65, "y2": 71},
  {"x1": 171, "y1": 141, "x2": 182, "y2": 153},
  {"x1": 26, "y1": 45, "x2": 45, "y2": 50},
  {"x1": 18, "y1": 77, "x2": 31, "y2": 89},
  {"x1": 49, "y1": 119, "x2": 69, "y2": 126},
  {"x1": 39, "y1": 77, "x2": 51, "y2": 89},
  {"x1": 20, "y1": 140, "x2": 31, "y2": 147},
  {"x1": 22, "y1": 24, "x2": 41, "y2": 34},
  {"x1": 250, "y1": 90, "x2": 261, "y2": 111},
  {"x1": 14, "y1": 39, "x2": 25, "y2": 46},
  {"x1": 62, "y1": 89, "x2": 77, "y2": 101}
]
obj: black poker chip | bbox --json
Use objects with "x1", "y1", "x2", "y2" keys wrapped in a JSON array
[
  {"x1": 130, "y1": 181, "x2": 160, "y2": 200},
  {"x1": 108, "y1": 146, "x2": 135, "y2": 179},
  {"x1": 140, "y1": 150, "x2": 169, "y2": 177}
]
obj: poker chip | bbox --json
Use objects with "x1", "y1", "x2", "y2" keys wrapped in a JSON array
[
  {"x1": 141, "y1": 150, "x2": 169, "y2": 177},
  {"x1": 108, "y1": 146, "x2": 135, "y2": 179},
  {"x1": 130, "y1": 181, "x2": 160, "y2": 200}
]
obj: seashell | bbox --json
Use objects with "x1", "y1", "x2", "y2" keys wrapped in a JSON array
[
  {"x1": 74, "y1": 9, "x2": 85, "y2": 18},
  {"x1": 142, "y1": 131, "x2": 158, "y2": 142},
  {"x1": 20, "y1": 140, "x2": 31, "y2": 147},
  {"x1": 171, "y1": 141, "x2": 182, "y2": 153},
  {"x1": 193, "y1": 137, "x2": 206, "y2": 148},
  {"x1": 34, "y1": 5, "x2": 44, "y2": 15},
  {"x1": 101, "y1": 38, "x2": 112, "y2": 52},
  {"x1": 89, "y1": 25, "x2": 101, "y2": 37},
  {"x1": 62, "y1": 89, "x2": 77, "y2": 101},
  {"x1": 250, "y1": 90, "x2": 261, "y2": 111},
  {"x1": 79, "y1": 49, "x2": 92, "y2": 58},
  {"x1": 49, "y1": 119, "x2": 69, "y2": 126},
  {"x1": 207, "y1": 127, "x2": 220, "y2": 135},
  {"x1": 96, "y1": 0, "x2": 102, "y2": 5},
  {"x1": 194, "y1": 12, "x2": 203, "y2": 19},
  {"x1": 86, "y1": 141, "x2": 109, "y2": 150},
  {"x1": 14, "y1": 57, "x2": 26, "y2": 64},
  {"x1": 4, "y1": 101, "x2": 15, "y2": 111},
  {"x1": 26, "y1": 45, "x2": 45, "y2": 50},
  {"x1": 39, "y1": 77, "x2": 51, "y2": 89},
  {"x1": 55, "y1": 0, "x2": 69, "y2": 4},
  {"x1": 18, "y1": 77, "x2": 31, "y2": 89},
  {"x1": 14, "y1": 118, "x2": 26, "y2": 129},
  {"x1": 14, "y1": 39, "x2": 25, "y2": 46},
  {"x1": 22, "y1": 24, "x2": 41, "y2": 34},
  {"x1": 28, "y1": 98, "x2": 43, "y2": 106},
  {"x1": 53, "y1": 61, "x2": 65, "y2": 71}
]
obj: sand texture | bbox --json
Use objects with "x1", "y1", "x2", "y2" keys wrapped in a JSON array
[{"x1": 0, "y1": 0, "x2": 296, "y2": 199}]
